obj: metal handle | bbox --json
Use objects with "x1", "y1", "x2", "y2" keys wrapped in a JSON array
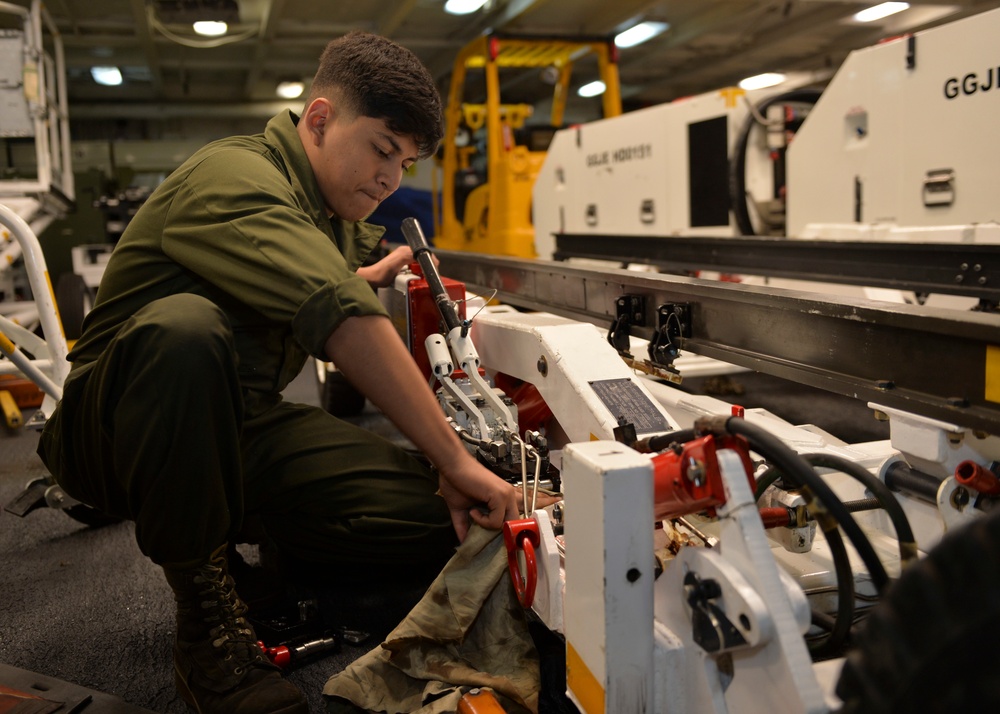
[
  {"x1": 401, "y1": 217, "x2": 463, "y2": 332},
  {"x1": 503, "y1": 518, "x2": 540, "y2": 608}
]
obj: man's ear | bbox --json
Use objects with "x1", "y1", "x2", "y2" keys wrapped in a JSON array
[{"x1": 303, "y1": 98, "x2": 334, "y2": 145}]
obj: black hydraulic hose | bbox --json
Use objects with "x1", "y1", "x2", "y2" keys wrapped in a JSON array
[
  {"x1": 401, "y1": 217, "x2": 463, "y2": 332},
  {"x1": 701, "y1": 415, "x2": 891, "y2": 593},
  {"x1": 801, "y1": 453, "x2": 918, "y2": 567},
  {"x1": 757, "y1": 454, "x2": 918, "y2": 568},
  {"x1": 729, "y1": 88, "x2": 823, "y2": 236},
  {"x1": 754, "y1": 463, "x2": 855, "y2": 658},
  {"x1": 754, "y1": 464, "x2": 784, "y2": 501},
  {"x1": 636, "y1": 428, "x2": 698, "y2": 453},
  {"x1": 809, "y1": 521, "x2": 855, "y2": 660},
  {"x1": 754, "y1": 466, "x2": 854, "y2": 658}
]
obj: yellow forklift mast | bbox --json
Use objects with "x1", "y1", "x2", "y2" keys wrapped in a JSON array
[{"x1": 434, "y1": 34, "x2": 622, "y2": 258}]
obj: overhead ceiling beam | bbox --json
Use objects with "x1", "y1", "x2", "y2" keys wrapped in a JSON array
[
  {"x1": 128, "y1": 0, "x2": 163, "y2": 94},
  {"x1": 624, "y1": 1, "x2": 867, "y2": 96},
  {"x1": 379, "y1": 0, "x2": 419, "y2": 38},
  {"x1": 68, "y1": 100, "x2": 300, "y2": 119},
  {"x1": 425, "y1": 0, "x2": 551, "y2": 80},
  {"x1": 243, "y1": 0, "x2": 283, "y2": 98}
]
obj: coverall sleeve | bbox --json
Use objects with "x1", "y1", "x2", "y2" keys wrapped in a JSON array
[{"x1": 160, "y1": 148, "x2": 388, "y2": 357}]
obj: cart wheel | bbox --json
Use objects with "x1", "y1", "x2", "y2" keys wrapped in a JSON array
[
  {"x1": 55, "y1": 272, "x2": 94, "y2": 340},
  {"x1": 836, "y1": 509, "x2": 1000, "y2": 713},
  {"x1": 315, "y1": 361, "x2": 366, "y2": 417}
]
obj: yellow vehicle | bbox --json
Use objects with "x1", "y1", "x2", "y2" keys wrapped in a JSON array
[{"x1": 434, "y1": 34, "x2": 622, "y2": 258}]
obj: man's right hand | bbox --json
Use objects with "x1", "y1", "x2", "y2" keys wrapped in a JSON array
[
  {"x1": 436, "y1": 454, "x2": 519, "y2": 542},
  {"x1": 326, "y1": 315, "x2": 520, "y2": 542}
]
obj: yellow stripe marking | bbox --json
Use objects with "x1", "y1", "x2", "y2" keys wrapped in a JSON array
[
  {"x1": 566, "y1": 641, "x2": 605, "y2": 714},
  {"x1": 43, "y1": 271, "x2": 67, "y2": 337},
  {"x1": 986, "y1": 345, "x2": 1000, "y2": 403},
  {"x1": 0, "y1": 330, "x2": 16, "y2": 355}
]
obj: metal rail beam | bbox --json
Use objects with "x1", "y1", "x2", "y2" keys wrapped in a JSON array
[
  {"x1": 436, "y1": 250, "x2": 1000, "y2": 434},
  {"x1": 553, "y1": 234, "x2": 1000, "y2": 303}
]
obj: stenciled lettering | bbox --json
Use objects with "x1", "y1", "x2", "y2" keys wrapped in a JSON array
[
  {"x1": 587, "y1": 151, "x2": 609, "y2": 167},
  {"x1": 586, "y1": 143, "x2": 654, "y2": 167},
  {"x1": 612, "y1": 144, "x2": 652, "y2": 163},
  {"x1": 944, "y1": 66, "x2": 999, "y2": 99}
]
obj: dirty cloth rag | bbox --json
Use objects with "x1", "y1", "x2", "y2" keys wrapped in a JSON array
[{"x1": 323, "y1": 524, "x2": 541, "y2": 713}]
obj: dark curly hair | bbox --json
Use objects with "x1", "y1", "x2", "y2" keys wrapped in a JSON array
[{"x1": 308, "y1": 31, "x2": 444, "y2": 160}]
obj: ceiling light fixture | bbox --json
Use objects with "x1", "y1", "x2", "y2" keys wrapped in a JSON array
[
  {"x1": 738, "y1": 72, "x2": 786, "y2": 90},
  {"x1": 147, "y1": 6, "x2": 258, "y2": 49},
  {"x1": 578, "y1": 80, "x2": 606, "y2": 98},
  {"x1": 853, "y1": 2, "x2": 910, "y2": 23},
  {"x1": 193, "y1": 20, "x2": 228, "y2": 37},
  {"x1": 614, "y1": 21, "x2": 670, "y2": 48},
  {"x1": 91, "y1": 66, "x2": 123, "y2": 86},
  {"x1": 444, "y1": 0, "x2": 489, "y2": 15},
  {"x1": 276, "y1": 81, "x2": 304, "y2": 99}
]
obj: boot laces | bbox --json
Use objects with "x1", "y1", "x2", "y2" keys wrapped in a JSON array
[{"x1": 193, "y1": 563, "x2": 264, "y2": 672}]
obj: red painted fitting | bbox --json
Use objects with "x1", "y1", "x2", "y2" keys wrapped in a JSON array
[
  {"x1": 758, "y1": 507, "x2": 793, "y2": 529},
  {"x1": 954, "y1": 460, "x2": 1000, "y2": 495}
]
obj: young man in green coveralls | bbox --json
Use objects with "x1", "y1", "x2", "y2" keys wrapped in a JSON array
[{"x1": 37, "y1": 32, "x2": 518, "y2": 714}]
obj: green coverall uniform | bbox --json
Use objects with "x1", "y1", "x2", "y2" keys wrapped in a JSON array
[{"x1": 37, "y1": 110, "x2": 455, "y2": 571}]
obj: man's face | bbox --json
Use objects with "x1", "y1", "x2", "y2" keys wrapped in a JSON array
[{"x1": 302, "y1": 100, "x2": 419, "y2": 221}]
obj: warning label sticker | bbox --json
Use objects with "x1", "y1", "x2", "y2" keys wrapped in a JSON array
[{"x1": 589, "y1": 378, "x2": 669, "y2": 436}]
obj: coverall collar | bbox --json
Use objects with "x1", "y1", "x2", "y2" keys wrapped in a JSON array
[{"x1": 264, "y1": 110, "x2": 386, "y2": 271}]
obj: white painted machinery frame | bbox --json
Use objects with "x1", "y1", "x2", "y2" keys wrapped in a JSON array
[
  {"x1": 466, "y1": 302, "x2": 999, "y2": 712},
  {"x1": 0, "y1": 0, "x2": 74, "y2": 427},
  {"x1": 532, "y1": 7, "x2": 1000, "y2": 303}
]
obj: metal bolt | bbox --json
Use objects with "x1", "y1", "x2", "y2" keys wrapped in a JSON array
[
  {"x1": 979, "y1": 276, "x2": 988, "y2": 285},
  {"x1": 686, "y1": 458, "x2": 706, "y2": 487},
  {"x1": 951, "y1": 487, "x2": 970, "y2": 510},
  {"x1": 537, "y1": 355, "x2": 548, "y2": 376},
  {"x1": 955, "y1": 274, "x2": 965, "y2": 283},
  {"x1": 960, "y1": 262, "x2": 969, "y2": 271},
  {"x1": 552, "y1": 502, "x2": 565, "y2": 524},
  {"x1": 973, "y1": 264, "x2": 982, "y2": 272}
]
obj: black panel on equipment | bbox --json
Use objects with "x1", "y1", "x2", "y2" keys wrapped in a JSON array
[{"x1": 688, "y1": 115, "x2": 730, "y2": 228}]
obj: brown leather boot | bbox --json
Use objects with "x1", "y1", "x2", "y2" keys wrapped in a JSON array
[{"x1": 163, "y1": 544, "x2": 308, "y2": 714}]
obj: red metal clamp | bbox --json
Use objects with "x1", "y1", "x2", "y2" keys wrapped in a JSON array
[{"x1": 503, "y1": 518, "x2": 540, "y2": 608}]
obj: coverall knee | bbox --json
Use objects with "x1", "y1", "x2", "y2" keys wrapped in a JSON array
[{"x1": 38, "y1": 293, "x2": 455, "y2": 571}]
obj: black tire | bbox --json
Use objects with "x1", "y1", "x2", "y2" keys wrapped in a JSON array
[
  {"x1": 316, "y1": 363, "x2": 366, "y2": 417},
  {"x1": 55, "y1": 272, "x2": 94, "y2": 341},
  {"x1": 836, "y1": 509, "x2": 1000, "y2": 713}
]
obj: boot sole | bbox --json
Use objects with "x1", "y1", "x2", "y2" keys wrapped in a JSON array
[{"x1": 174, "y1": 664, "x2": 309, "y2": 714}]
